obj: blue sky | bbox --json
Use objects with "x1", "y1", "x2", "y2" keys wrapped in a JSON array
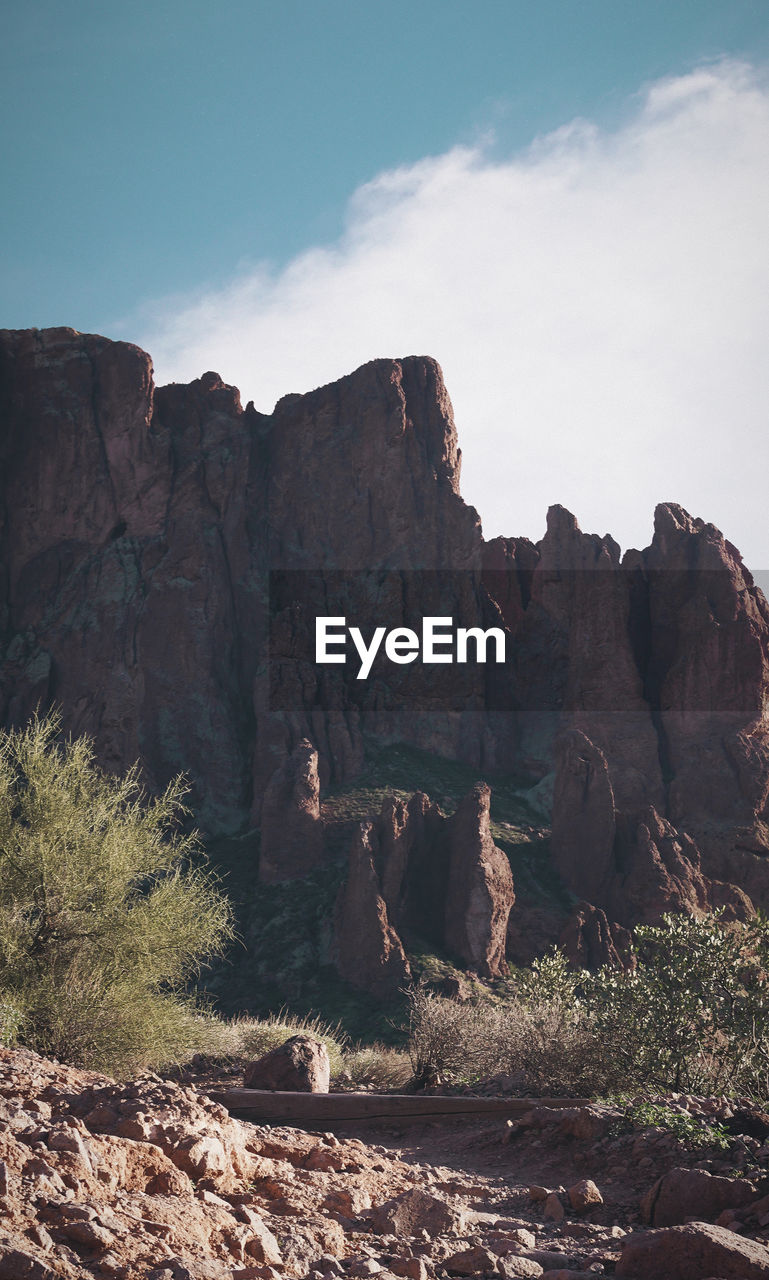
[
  {"x1": 3, "y1": 0, "x2": 767, "y2": 331},
  {"x1": 3, "y1": 2, "x2": 769, "y2": 566}
]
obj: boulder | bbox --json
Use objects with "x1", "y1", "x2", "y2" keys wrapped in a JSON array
[
  {"x1": 543, "y1": 1192, "x2": 565, "y2": 1222},
  {"x1": 243, "y1": 1035, "x2": 330, "y2": 1093},
  {"x1": 444, "y1": 1245, "x2": 501, "y2": 1275},
  {"x1": 370, "y1": 1189, "x2": 467, "y2": 1237},
  {"x1": 497, "y1": 1260, "x2": 545, "y2": 1278},
  {"x1": 568, "y1": 1179, "x2": 603, "y2": 1213},
  {"x1": 615, "y1": 1220, "x2": 769, "y2": 1278},
  {"x1": 0, "y1": 1238, "x2": 65, "y2": 1280},
  {"x1": 640, "y1": 1166, "x2": 756, "y2": 1227}
]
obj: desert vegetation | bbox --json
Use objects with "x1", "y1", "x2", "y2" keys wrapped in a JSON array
[
  {"x1": 407, "y1": 912, "x2": 769, "y2": 1099},
  {"x1": 0, "y1": 712, "x2": 234, "y2": 1075},
  {"x1": 3, "y1": 714, "x2": 769, "y2": 1111}
]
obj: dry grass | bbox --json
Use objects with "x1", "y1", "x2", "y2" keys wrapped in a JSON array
[
  {"x1": 173, "y1": 1012, "x2": 414, "y2": 1090},
  {"x1": 340, "y1": 1044, "x2": 413, "y2": 1090},
  {"x1": 190, "y1": 1009, "x2": 348, "y2": 1076}
]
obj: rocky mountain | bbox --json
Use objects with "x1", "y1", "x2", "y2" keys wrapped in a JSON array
[{"x1": 2, "y1": 326, "x2": 769, "y2": 992}]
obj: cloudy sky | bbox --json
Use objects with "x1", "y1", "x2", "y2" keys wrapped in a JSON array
[{"x1": 3, "y1": 2, "x2": 769, "y2": 567}]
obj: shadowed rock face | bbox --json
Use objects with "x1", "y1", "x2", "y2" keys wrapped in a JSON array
[
  {"x1": 259, "y1": 738, "x2": 323, "y2": 883},
  {"x1": 333, "y1": 786, "x2": 515, "y2": 982},
  {"x1": 332, "y1": 821, "x2": 412, "y2": 1000},
  {"x1": 551, "y1": 729, "x2": 756, "y2": 929},
  {"x1": 642, "y1": 503, "x2": 769, "y2": 878},
  {"x1": 3, "y1": 326, "x2": 769, "y2": 951},
  {"x1": 558, "y1": 903, "x2": 633, "y2": 971},
  {"x1": 444, "y1": 783, "x2": 515, "y2": 978}
]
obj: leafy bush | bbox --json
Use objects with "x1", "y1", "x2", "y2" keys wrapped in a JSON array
[
  {"x1": 585, "y1": 912, "x2": 769, "y2": 1095},
  {"x1": 405, "y1": 914, "x2": 769, "y2": 1099},
  {"x1": 0, "y1": 712, "x2": 234, "y2": 1075}
]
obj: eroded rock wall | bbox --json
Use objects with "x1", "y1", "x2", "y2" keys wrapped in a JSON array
[{"x1": 3, "y1": 326, "x2": 769, "y2": 936}]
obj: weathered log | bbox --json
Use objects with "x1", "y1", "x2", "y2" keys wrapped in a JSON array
[{"x1": 209, "y1": 1088, "x2": 591, "y2": 1124}]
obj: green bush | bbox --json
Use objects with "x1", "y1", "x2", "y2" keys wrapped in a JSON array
[
  {"x1": 405, "y1": 914, "x2": 769, "y2": 1100},
  {"x1": 0, "y1": 712, "x2": 234, "y2": 1075},
  {"x1": 585, "y1": 912, "x2": 769, "y2": 1095}
]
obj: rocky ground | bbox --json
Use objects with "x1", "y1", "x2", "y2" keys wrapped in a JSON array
[{"x1": 5, "y1": 1048, "x2": 769, "y2": 1278}]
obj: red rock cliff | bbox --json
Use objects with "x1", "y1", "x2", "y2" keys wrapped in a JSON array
[{"x1": 3, "y1": 326, "x2": 769, "y2": 925}]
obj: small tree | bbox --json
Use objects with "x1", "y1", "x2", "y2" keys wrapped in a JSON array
[{"x1": 0, "y1": 712, "x2": 234, "y2": 1074}]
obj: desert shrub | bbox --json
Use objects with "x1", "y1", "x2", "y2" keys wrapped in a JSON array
[
  {"x1": 499, "y1": 947, "x2": 622, "y2": 1094},
  {"x1": 406, "y1": 985, "x2": 496, "y2": 1085},
  {"x1": 405, "y1": 979, "x2": 612, "y2": 1095},
  {"x1": 405, "y1": 916, "x2": 769, "y2": 1099},
  {"x1": 0, "y1": 990, "x2": 24, "y2": 1047},
  {"x1": 490, "y1": 997, "x2": 617, "y2": 1097},
  {"x1": 585, "y1": 912, "x2": 769, "y2": 1096},
  {"x1": 0, "y1": 712, "x2": 234, "y2": 1075}
]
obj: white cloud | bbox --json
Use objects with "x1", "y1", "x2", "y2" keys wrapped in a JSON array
[{"x1": 134, "y1": 60, "x2": 769, "y2": 568}]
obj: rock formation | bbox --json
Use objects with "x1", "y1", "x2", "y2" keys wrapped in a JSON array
[
  {"x1": 259, "y1": 739, "x2": 323, "y2": 882},
  {"x1": 551, "y1": 729, "x2": 754, "y2": 931},
  {"x1": 4, "y1": 326, "x2": 769, "y2": 983},
  {"x1": 333, "y1": 787, "x2": 515, "y2": 982},
  {"x1": 558, "y1": 903, "x2": 633, "y2": 971},
  {"x1": 332, "y1": 822, "x2": 413, "y2": 1000},
  {"x1": 0, "y1": 329, "x2": 499, "y2": 837},
  {"x1": 444, "y1": 783, "x2": 515, "y2": 978}
]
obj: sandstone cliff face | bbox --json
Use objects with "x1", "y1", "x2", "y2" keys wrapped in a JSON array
[
  {"x1": 642, "y1": 504, "x2": 769, "y2": 875},
  {"x1": 4, "y1": 326, "x2": 769, "y2": 972},
  {"x1": 558, "y1": 903, "x2": 633, "y2": 971},
  {"x1": 444, "y1": 783, "x2": 515, "y2": 978},
  {"x1": 0, "y1": 330, "x2": 496, "y2": 839},
  {"x1": 551, "y1": 729, "x2": 755, "y2": 930},
  {"x1": 0, "y1": 330, "x2": 258, "y2": 831}
]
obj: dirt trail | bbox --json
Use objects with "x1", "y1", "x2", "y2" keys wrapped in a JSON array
[{"x1": 3, "y1": 1047, "x2": 769, "y2": 1278}]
